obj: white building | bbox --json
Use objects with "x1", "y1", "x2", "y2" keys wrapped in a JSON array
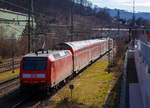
[{"x1": 0, "y1": 8, "x2": 35, "y2": 38}]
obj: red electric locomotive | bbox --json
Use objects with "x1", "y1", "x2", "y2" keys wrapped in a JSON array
[
  {"x1": 20, "y1": 50, "x2": 73, "y2": 90},
  {"x1": 20, "y1": 39, "x2": 112, "y2": 91}
]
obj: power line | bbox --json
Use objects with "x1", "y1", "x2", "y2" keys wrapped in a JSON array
[
  {"x1": 0, "y1": 0, "x2": 28, "y2": 11},
  {"x1": 0, "y1": 20, "x2": 28, "y2": 22},
  {"x1": 0, "y1": 0, "x2": 50, "y2": 18}
]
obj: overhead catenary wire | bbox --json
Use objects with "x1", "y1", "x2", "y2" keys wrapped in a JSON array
[
  {"x1": 0, "y1": 0, "x2": 28, "y2": 11},
  {"x1": 0, "y1": 0, "x2": 54, "y2": 20}
]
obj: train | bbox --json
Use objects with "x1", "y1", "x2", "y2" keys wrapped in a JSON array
[{"x1": 20, "y1": 38, "x2": 113, "y2": 91}]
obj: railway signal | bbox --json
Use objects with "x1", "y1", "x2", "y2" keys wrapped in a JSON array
[{"x1": 69, "y1": 84, "x2": 74, "y2": 99}]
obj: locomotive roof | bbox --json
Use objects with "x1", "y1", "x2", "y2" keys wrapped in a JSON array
[{"x1": 24, "y1": 50, "x2": 71, "y2": 60}]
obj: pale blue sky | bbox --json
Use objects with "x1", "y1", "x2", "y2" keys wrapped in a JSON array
[{"x1": 89, "y1": 0, "x2": 150, "y2": 12}]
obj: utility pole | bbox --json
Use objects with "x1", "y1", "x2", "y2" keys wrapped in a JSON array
[
  {"x1": 80, "y1": 0, "x2": 83, "y2": 15},
  {"x1": 117, "y1": 10, "x2": 120, "y2": 38},
  {"x1": 31, "y1": 0, "x2": 34, "y2": 29},
  {"x1": 31, "y1": 0, "x2": 34, "y2": 52},
  {"x1": 131, "y1": 0, "x2": 136, "y2": 40},
  {"x1": 108, "y1": 31, "x2": 111, "y2": 73},
  {"x1": 71, "y1": 0, "x2": 74, "y2": 41},
  {"x1": 132, "y1": 0, "x2": 135, "y2": 28},
  {"x1": 28, "y1": 0, "x2": 32, "y2": 53}
]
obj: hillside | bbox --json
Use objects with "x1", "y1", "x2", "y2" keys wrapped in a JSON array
[
  {"x1": 0, "y1": 0, "x2": 117, "y2": 28},
  {"x1": 0, "y1": 0, "x2": 118, "y2": 58},
  {"x1": 96, "y1": 8, "x2": 150, "y2": 20}
]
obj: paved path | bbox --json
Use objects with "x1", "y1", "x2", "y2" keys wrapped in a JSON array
[
  {"x1": 128, "y1": 50, "x2": 144, "y2": 108},
  {"x1": 129, "y1": 83, "x2": 143, "y2": 108}
]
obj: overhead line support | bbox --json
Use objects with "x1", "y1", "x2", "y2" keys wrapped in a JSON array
[
  {"x1": 71, "y1": 0, "x2": 74, "y2": 41},
  {"x1": 28, "y1": 0, "x2": 32, "y2": 53}
]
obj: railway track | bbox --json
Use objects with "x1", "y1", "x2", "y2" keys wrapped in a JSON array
[
  {"x1": 0, "y1": 58, "x2": 21, "y2": 73},
  {"x1": 0, "y1": 61, "x2": 20, "y2": 68},
  {"x1": 1, "y1": 57, "x2": 21, "y2": 63},
  {"x1": 11, "y1": 98, "x2": 41, "y2": 108},
  {"x1": 8, "y1": 83, "x2": 66, "y2": 108},
  {"x1": 0, "y1": 77, "x2": 19, "y2": 97},
  {"x1": 0, "y1": 76, "x2": 34, "y2": 108},
  {"x1": 0, "y1": 74, "x2": 69, "y2": 108},
  {"x1": 0, "y1": 65, "x2": 20, "y2": 73}
]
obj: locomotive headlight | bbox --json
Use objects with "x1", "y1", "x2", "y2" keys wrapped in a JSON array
[
  {"x1": 22, "y1": 74, "x2": 31, "y2": 78},
  {"x1": 22, "y1": 74, "x2": 45, "y2": 78},
  {"x1": 37, "y1": 74, "x2": 46, "y2": 78}
]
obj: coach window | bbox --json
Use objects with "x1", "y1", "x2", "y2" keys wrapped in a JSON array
[{"x1": 65, "y1": 51, "x2": 70, "y2": 55}]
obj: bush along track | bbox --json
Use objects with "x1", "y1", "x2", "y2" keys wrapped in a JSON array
[{"x1": 104, "y1": 41, "x2": 128, "y2": 108}]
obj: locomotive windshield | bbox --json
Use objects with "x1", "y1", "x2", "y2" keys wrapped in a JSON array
[{"x1": 23, "y1": 57, "x2": 47, "y2": 70}]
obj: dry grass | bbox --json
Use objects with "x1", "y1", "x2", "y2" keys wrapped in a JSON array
[
  {"x1": 50, "y1": 60, "x2": 114, "y2": 108},
  {"x1": 0, "y1": 69, "x2": 19, "y2": 82}
]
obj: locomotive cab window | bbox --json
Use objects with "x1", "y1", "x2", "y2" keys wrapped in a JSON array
[{"x1": 23, "y1": 57, "x2": 47, "y2": 70}]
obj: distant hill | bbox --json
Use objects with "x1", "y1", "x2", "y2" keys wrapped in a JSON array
[{"x1": 96, "y1": 8, "x2": 150, "y2": 20}]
